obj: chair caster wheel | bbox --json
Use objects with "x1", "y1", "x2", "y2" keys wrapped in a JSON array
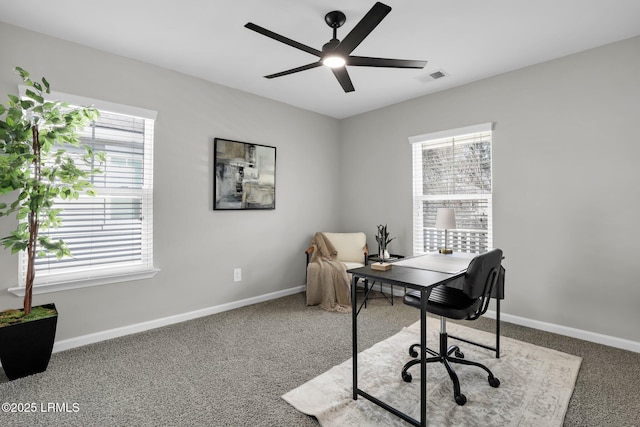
[
  {"x1": 402, "y1": 371, "x2": 412, "y2": 383},
  {"x1": 455, "y1": 393, "x2": 467, "y2": 406},
  {"x1": 489, "y1": 376, "x2": 500, "y2": 388},
  {"x1": 409, "y1": 344, "x2": 420, "y2": 358}
]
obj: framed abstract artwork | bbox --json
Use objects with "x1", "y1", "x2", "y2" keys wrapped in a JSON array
[{"x1": 214, "y1": 138, "x2": 276, "y2": 210}]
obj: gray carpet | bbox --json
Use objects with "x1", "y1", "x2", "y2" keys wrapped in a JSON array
[{"x1": 0, "y1": 292, "x2": 639, "y2": 426}]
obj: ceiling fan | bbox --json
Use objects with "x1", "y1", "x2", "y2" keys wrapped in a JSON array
[{"x1": 245, "y1": 1, "x2": 427, "y2": 93}]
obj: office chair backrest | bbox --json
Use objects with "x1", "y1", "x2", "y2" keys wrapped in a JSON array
[{"x1": 463, "y1": 249, "x2": 503, "y2": 320}]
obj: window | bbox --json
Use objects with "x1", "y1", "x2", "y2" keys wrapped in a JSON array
[
  {"x1": 11, "y1": 88, "x2": 158, "y2": 295},
  {"x1": 410, "y1": 123, "x2": 493, "y2": 255}
]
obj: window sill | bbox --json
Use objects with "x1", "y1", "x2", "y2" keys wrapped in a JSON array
[{"x1": 7, "y1": 267, "x2": 161, "y2": 297}]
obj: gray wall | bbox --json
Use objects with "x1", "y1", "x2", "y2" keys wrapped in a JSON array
[
  {"x1": 1, "y1": 21, "x2": 639, "y2": 346},
  {"x1": 340, "y1": 36, "x2": 640, "y2": 343},
  {"x1": 0, "y1": 23, "x2": 341, "y2": 340}
]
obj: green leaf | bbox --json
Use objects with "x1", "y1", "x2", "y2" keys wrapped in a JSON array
[
  {"x1": 25, "y1": 89, "x2": 44, "y2": 104},
  {"x1": 20, "y1": 99, "x2": 35, "y2": 110},
  {"x1": 10, "y1": 241, "x2": 28, "y2": 254},
  {"x1": 14, "y1": 66, "x2": 29, "y2": 79}
]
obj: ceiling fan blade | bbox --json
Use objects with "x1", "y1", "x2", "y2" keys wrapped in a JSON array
[
  {"x1": 336, "y1": 2, "x2": 391, "y2": 55},
  {"x1": 347, "y1": 56, "x2": 427, "y2": 69},
  {"x1": 245, "y1": 22, "x2": 322, "y2": 57},
  {"x1": 331, "y1": 67, "x2": 355, "y2": 92},
  {"x1": 264, "y1": 62, "x2": 323, "y2": 79}
]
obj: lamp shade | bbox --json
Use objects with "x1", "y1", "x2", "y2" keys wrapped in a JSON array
[{"x1": 435, "y1": 208, "x2": 456, "y2": 230}]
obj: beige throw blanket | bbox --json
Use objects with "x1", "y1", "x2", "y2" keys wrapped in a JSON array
[{"x1": 306, "y1": 232, "x2": 351, "y2": 313}]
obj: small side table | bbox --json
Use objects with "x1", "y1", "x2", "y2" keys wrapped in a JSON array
[{"x1": 362, "y1": 254, "x2": 405, "y2": 307}]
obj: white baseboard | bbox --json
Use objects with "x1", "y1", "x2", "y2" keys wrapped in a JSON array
[
  {"x1": 50, "y1": 283, "x2": 639, "y2": 355},
  {"x1": 493, "y1": 312, "x2": 640, "y2": 354},
  {"x1": 376, "y1": 283, "x2": 640, "y2": 353},
  {"x1": 52, "y1": 285, "x2": 306, "y2": 353}
]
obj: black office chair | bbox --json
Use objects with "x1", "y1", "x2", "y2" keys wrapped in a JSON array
[{"x1": 401, "y1": 249, "x2": 503, "y2": 406}]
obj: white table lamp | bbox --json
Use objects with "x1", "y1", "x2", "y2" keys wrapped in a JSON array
[{"x1": 435, "y1": 208, "x2": 456, "y2": 254}]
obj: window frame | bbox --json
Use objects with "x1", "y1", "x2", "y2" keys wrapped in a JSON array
[
  {"x1": 8, "y1": 88, "x2": 159, "y2": 296},
  {"x1": 409, "y1": 123, "x2": 493, "y2": 256}
]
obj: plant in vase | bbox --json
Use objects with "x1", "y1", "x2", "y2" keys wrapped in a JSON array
[
  {"x1": 0, "y1": 67, "x2": 104, "y2": 379},
  {"x1": 375, "y1": 224, "x2": 395, "y2": 262}
]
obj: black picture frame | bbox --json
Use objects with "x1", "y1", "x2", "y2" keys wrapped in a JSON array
[{"x1": 214, "y1": 138, "x2": 276, "y2": 210}]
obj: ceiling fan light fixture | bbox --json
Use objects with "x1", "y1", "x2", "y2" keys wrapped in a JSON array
[{"x1": 322, "y1": 54, "x2": 346, "y2": 68}]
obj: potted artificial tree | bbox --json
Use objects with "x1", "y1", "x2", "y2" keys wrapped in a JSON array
[{"x1": 0, "y1": 67, "x2": 104, "y2": 380}]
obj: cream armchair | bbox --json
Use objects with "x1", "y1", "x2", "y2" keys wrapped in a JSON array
[
  {"x1": 305, "y1": 232, "x2": 368, "y2": 312},
  {"x1": 305, "y1": 232, "x2": 368, "y2": 270}
]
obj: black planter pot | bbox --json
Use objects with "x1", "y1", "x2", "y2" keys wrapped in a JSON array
[{"x1": 0, "y1": 303, "x2": 58, "y2": 380}]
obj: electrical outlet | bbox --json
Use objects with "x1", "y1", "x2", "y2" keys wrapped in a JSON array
[{"x1": 233, "y1": 268, "x2": 242, "y2": 282}]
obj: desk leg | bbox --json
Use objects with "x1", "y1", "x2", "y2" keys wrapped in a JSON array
[
  {"x1": 496, "y1": 299, "x2": 501, "y2": 359},
  {"x1": 352, "y1": 274, "x2": 358, "y2": 400},
  {"x1": 420, "y1": 288, "x2": 431, "y2": 427}
]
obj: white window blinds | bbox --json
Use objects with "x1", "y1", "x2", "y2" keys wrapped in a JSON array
[
  {"x1": 410, "y1": 124, "x2": 493, "y2": 255},
  {"x1": 18, "y1": 104, "x2": 155, "y2": 287}
]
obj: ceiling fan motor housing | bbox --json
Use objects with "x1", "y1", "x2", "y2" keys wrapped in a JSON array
[{"x1": 323, "y1": 39, "x2": 340, "y2": 52}]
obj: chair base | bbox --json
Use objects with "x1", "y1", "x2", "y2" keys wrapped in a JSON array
[{"x1": 401, "y1": 327, "x2": 500, "y2": 406}]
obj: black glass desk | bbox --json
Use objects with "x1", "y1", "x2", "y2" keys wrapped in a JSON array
[{"x1": 348, "y1": 264, "x2": 466, "y2": 427}]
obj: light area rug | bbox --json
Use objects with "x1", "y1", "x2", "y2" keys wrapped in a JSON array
[{"x1": 282, "y1": 317, "x2": 582, "y2": 426}]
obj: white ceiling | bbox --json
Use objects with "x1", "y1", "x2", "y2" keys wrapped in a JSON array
[{"x1": 1, "y1": 1, "x2": 639, "y2": 119}]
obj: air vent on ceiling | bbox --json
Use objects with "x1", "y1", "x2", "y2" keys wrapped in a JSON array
[
  {"x1": 429, "y1": 70, "x2": 448, "y2": 80},
  {"x1": 415, "y1": 69, "x2": 450, "y2": 84}
]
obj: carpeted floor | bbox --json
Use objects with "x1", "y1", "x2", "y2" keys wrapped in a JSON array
[{"x1": 0, "y1": 292, "x2": 639, "y2": 426}]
